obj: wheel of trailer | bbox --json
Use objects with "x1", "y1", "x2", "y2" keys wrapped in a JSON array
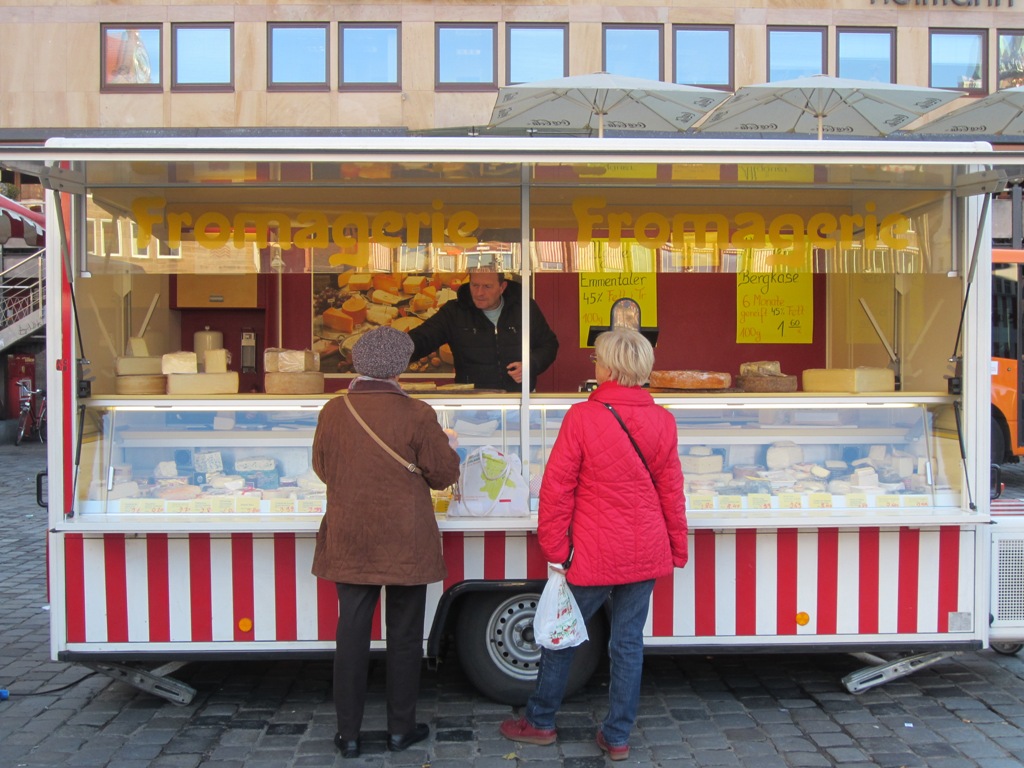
[
  {"x1": 455, "y1": 590, "x2": 606, "y2": 705},
  {"x1": 990, "y1": 642, "x2": 1023, "y2": 656}
]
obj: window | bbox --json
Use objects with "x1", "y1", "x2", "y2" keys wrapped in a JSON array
[
  {"x1": 673, "y1": 25, "x2": 732, "y2": 89},
  {"x1": 930, "y1": 29, "x2": 986, "y2": 92},
  {"x1": 506, "y1": 24, "x2": 567, "y2": 84},
  {"x1": 172, "y1": 23, "x2": 233, "y2": 91},
  {"x1": 837, "y1": 28, "x2": 895, "y2": 83},
  {"x1": 604, "y1": 25, "x2": 663, "y2": 80},
  {"x1": 101, "y1": 24, "x2": 161, "y2": 92},
  {"x1": 340, "y1": 23, "x2": 400, "y2": 90},
  {"x1": 768, "y1": 27, "x2": 825, "y2": 81},
  {"x1": 998, "y1": 30, "x2": 1024, "y2": 89},
  {"x1": 436, "y1": 24, "x2": 497, "y2": 90},
  {"x1": 268, "y1": 23, "x2": 328, "y2": 91}
]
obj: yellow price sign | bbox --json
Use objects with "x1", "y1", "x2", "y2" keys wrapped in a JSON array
[
  {"x1": 689, "y1": 494, "x2": 715, "y2": 510},
  {"x1": 579, "y1": 272, "x2": 657, "y2": 347},
  {"x1": 736, "y1": 272, "x2": 812, "y2": 344},
  {"x1": 718, "y1": 495, "x2": 743, "y2": 510},
  {"x1": 747, "y1": 493, "x2": 773, "y2": 510}
]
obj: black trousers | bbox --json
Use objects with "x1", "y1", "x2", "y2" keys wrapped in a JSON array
[{"x1": 333, "y1": 582, "x2": 427, "y2": 739}]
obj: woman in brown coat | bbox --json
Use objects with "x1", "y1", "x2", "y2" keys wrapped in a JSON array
[{"x1": 312, "y1": 326, "x2": 460, "y2": 758}]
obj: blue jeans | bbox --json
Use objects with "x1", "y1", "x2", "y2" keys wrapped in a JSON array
[{"x1": 525, "y1": 578, "x2": 655, "y2": 746}]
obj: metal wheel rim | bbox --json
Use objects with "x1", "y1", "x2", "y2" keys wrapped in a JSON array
[{"x1": 481, "y1": 593, "x2": 542, "y2": 682}]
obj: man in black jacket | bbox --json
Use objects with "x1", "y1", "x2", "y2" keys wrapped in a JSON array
[{"x1": 408, "y1": 270, "x2": 559, "y2": 391}]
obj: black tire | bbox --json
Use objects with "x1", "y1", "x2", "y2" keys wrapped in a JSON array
[
  {"x1": 455, "y1": 590, "x2": 607, "y2": 706},
  {"x1": 15, "y1": 409, "x2": 28, "y2": 446},
  {"x1": 991, "y1": 642, "x2": 1023, "y2": 656},
  {"x1": 992, "y1": 414, "x2": 1008, "y2": 465},
  {"x1": 37, "y1": 412, "x2": 46, "y2": 443}
]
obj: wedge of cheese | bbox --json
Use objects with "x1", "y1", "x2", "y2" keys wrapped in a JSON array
[
  {"x1": 323, "y1": 307, "x2": 356, "y2": 332},
  {"x1": 347, "y1": 273, "x2": 373, "y2": 291},
  {"x1": 204, "y1": 348, "x2": 229, "y2": 374},
  {"x1": 403, "y1": 275, "x2": 428, "y2": 294},
  {"x1": 371, "y1": 289, "x2": 403, "y2": 305},
  {"x1": 802, "y1": 367, "x2": 895, "y2": 393},
  {"x1": 162, "y1": 351, "x2": 198, "y2": 374}
]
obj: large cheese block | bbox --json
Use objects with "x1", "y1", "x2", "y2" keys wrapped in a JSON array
[
  {"x1": 278, "y1": 349, "x2": 318, "y2": 373},
  {"x1": 766, "y1": 441, "x2": 804, "y2": 470},
  {"x1": 347, "y1": 273, "x2": 373, "y2": 291},
  {"x1": 115, "y1": 374, "x2": 166, "y2": 395},
  {"x1": 649, "y1": 370, "x2": 732, "y2": 390},
  {"x1": 161, "y1": 351, "x2": 198, "y2": 374},
  {"x1": 166, "y1": 371, "x2": 239, "y2": 395},
  {"x1": 323, "y1": 307, "x2": 356, "y2": 332},
  {"x1": 739, "y1": 360, "x2": 781, "y2": 376},
  {"x1": 115, "y1": 356, "x2": 163, "y2": 376},
  {"x1": 680, "y1": 453, "x2": 724, "y2": 474},
  {"x1": 264, "y1": 371, "x2": 325, "y2": 394},
  {"x1": 802, "y1": 367, "x2": 895, "y2": 393},
  {"x1": 737, "y1": 374, "x2": 798, "y2": 393},
  {"x1": 204, "y1": 348, "x2": 229, "y2": 374}
]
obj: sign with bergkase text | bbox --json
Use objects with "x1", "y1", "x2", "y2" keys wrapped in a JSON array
[{"x1": 736, "y1": 272, "x2": 812, "y2": 344}]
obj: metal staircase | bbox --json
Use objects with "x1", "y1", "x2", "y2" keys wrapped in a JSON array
[{"x1": 0, "y1": 250, "x2": 45, "y2": 352}]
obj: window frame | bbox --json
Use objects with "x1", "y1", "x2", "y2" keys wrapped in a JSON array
[
  {"x1": 435, "y1": 23, "x2": 498, "y2": 92},
  {"x1": 767, "y1": 25, "x2": 827, "y2": 82},
  {"x1": 997, "y1": 28, "x2": 1024, "y2": 90},
  {"x1": 100, "y1": 23, "x2": 163, "y2": 93},
  {"x1": 267, "y1": 22, "x2": 330, "y2": 92},
  {"x1": 929, "y1": 28, "x2": 988, "y2": 94},
  {"x1": 672, "y1": 24, "x2": 733, "y2": 91},
  {"x1": 836, "y1": 26, "x2": 895, "y2": 83},
  {"x1": 602, "y1": 24, "x2": 664, "y2": 81},
  {"x1": 505, "y1": 23, "x2": 568, "y2": 85},
  {"x1": 339, "y1": 22, "x2": 402, "y2": 92},
  {"x1": 171, "y1": 22, "x2": 235, "y2": 92}
]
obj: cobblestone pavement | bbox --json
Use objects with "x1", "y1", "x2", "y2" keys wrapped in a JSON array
[{"x1": 4, "y1": 441, "x2": 1024, "y2": 768}]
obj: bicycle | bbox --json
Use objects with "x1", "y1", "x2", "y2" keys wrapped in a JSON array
[{"x1": 15, "y1": 382, "x2": 46, "y2": 445}]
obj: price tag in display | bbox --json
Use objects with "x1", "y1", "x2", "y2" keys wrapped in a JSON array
[
  {"x1": 903, "y1": 495, "x2": 930, "y2": 508},
  {"x1": 845, "y1": 493, "x2": 868, "y2": 509},
  {"x1": 298, "y1": 499, "x2": 325, "y2": 515},
  {"x1": 269, "y1": 498, "x2": 296, "y2": 515},
  {"x1": 191, "y1": 498, "x2": 212, "y2": 515},
  {"x1": 809, "y1": 493, "x2": 833, "y2": 509},
  {"x1": 120, "y1": 499, "x2": 147, "y2": 514},
  {"x1": 777, "y1": 492, "x2": 803, "y2": 510},
  {"x1": 718, "y1": 495, "x2": 742, "y2": 510},
  {"x1": 689, "y1": 494, "x2": 714, "y2": 511},
  {"x1": 876, "y1": 494, "x2": 900, "y2": 508},
  {"x1": 736, "y1": 271, "x2": 813, "y2": 344},
  {"x1": 211, "y1": 497, "x2": 236, "y2": 514},
  {"x1": 237, "y1": 496, "x2": 261, "y2": 514},
  {"x1": 165, "y1": 500, "x2": 193, "y2": 514},
  {"x1": 747, "y1": 493, "x2": 772, "y2": 510},
  {"x1": 139, "y1": 499, "x2": 166, "y2": 514}
]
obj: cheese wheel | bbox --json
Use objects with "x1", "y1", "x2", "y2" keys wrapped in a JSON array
[
  {"x1": 649, "y1": 370, "x2": 731, "y2": 390},
  {"x1": 115, "y1": 374, "x2": 167, "y2": 395},
  {"x1": 737, "y1": 374, "x2": 797, "y2": 393},
  {"x1": 341, "y1": 295, "x2": 368, "y2": 324},
  {"x1": 264, "y1": 371, "x2": 325, "y2": 394}
]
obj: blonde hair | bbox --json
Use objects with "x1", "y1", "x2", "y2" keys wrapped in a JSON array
[{"x1": 594, "y1": 329, "x2": 654, "y2": 387}]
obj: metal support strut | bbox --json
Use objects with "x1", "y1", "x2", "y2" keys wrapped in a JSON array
[
  {"x1": 842, "y1": 651, "x2": 959, "y2": 694},
  {"x1": 80, "y1": 661, "x2": 196, "y2": 705}
]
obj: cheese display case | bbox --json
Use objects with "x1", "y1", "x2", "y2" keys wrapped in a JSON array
[{"x1": 74, "y1": 392, "x2": 963, "y2": 527}]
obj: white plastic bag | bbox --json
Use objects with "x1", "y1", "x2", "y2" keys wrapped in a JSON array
[
  {"x1": 533, "y1": 567, "x2": 589, "y2": 649},
  {"x1": 449, "y1": 446, "x2": 530, "y2": 517}
]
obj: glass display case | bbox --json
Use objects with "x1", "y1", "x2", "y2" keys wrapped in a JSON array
[{"x1": 74, "y1": 393, "x2": 964, "y2": 528}]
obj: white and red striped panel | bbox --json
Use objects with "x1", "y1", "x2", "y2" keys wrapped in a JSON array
[{"x1": 58, "y1": 525, "x2": 977, "y2": 648}]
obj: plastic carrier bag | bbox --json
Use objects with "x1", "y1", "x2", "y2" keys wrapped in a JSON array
[
  {"x1": 533, "y1": 567, "x2": 589, "y2": 649},
  {"x1": 449, "y1": 445, "x2": 530, "y2": 517}
]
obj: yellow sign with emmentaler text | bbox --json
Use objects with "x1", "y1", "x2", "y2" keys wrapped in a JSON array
[
  {"x1": 579, "y1": 272, "x2": 658, "y2": 348},
  {"x1": 736, "y1": 271, "x2": 813, "y2": 344}
]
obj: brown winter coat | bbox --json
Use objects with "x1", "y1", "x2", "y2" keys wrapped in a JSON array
[{"x1": 311, "y1": 379, "x2": 461, "y2": 585}]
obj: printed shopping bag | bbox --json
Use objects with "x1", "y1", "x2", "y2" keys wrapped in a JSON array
[
  {"x1": 533, "y1": 567, "x2": 589, "y2": 649},
  {"x1": 449, "y1": 445, "x2": 530, "y2": 517}
]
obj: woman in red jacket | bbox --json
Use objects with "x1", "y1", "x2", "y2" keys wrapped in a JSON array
[{"x1": 500, "y1": 328, "x2": 688, "y2": 761}]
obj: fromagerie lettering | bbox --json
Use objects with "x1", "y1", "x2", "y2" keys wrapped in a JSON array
[
  {"x1": 132, "y1": 197, "x2": 480, "y2": 253},
  {"x1": 572, "y1": 196, "x2": 912, "y2": 252}
]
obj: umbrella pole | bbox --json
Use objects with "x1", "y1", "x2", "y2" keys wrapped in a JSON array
[
  {"x1": 599, "y1": 111, "x2": 604, "y2": 139},
  {"x1": 818, "y1": 113, "x2": 823, "y2": 140}
]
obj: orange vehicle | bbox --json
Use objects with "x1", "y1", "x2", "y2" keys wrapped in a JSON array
[{"x1": 992, "y1": 248, "x2": 1024, "y2": 463}]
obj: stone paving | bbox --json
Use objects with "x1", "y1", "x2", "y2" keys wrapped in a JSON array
[{"x1": 3, "y1": 440, "x2": 1024, "y2": 767}]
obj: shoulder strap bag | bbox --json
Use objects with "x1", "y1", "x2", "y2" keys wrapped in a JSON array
[
  {"x1": 344, "y1": 396, "x2": 422, "y2": 475},
  {"x1": 602, "y1": 402, "x2": 655, "y2": 488}
]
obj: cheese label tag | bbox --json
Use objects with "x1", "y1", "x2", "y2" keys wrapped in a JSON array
[
  {"x1": 211, "y1": 497, "x2": 236, "y2": 514},
  {"x1": 166, "y1": 500, "x2": 193, "y2": 514},
  {"x1": 237, "y1": 496, "x2": 261, "y2": 514},
  {"x1": 845, "y1": 493, "x2": 868, "y2": 508},
  {"x1": 809, "y1": 493, "x2": 833, "y2": 509},
  {"x1": 747, "y1": 493, "x2": 772, "y2": 510},
  {"x1": 298, "y1": 499, "x2": 325, "y2": 515},
  {"x1": 120, "y1": 499, "x2": 148, "y2": 514},
  {"x1": 689, "y1": 494, "x2": 714, "y2": 510},
  {"x1": 139, "y1": 499, "x2": 166, "y2": 514},
  {"x1": 876, "y1": 494, "x2": 901, "y2": 508},
  {"x1": 269, "y1": 498, "x2": 296, "y2": 515},
  {"x1": 191, "y1": 498, "x2": 213, "y2": 514},
  {"x1": 778, "y1": 492, "x2": 803, "y2": 509},
  {"x1": 718, "y1": 495, "x2": 742, "y2": 510},
  {"x1": 903, "y1": 495, "x2": 930, "y2": 508}
]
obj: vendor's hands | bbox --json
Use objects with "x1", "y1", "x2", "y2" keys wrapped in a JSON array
[{"x1": 507, "y1": 361, "x2": 524, "y2": 383}]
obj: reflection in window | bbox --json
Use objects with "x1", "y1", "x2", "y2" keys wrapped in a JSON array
[
  {"x1": 340, "y1": 24, "x2": 400, "y2": 88},
  {"x1": 436, "y1": 24, "x2": 496, "y2": 89},
  {"x1": 998, "y1": 31, "x2": 1024, "y2": 89},
  {"x1": 930, "y1": 29, "x2": 986, "y2": 91},
  {"x1": 604, "y1": 26, "x2": 662, "y2": 80},
  {"x1": 172, "y1": 23, "x2": 233, "y2": 90},
  {"x1": 768, "y1": 27, "x2": 825, "y2": 81},
  {"x1": 101, "y1": 24, "x2": 161, "y2": 90},
  {"x1": 507, "y1": 25, "x2": 567, "y2": 84},
  {"x1": 837, "y1": 28, "x2": 894, "y2": 82},
  {"x1": 674, "y1": 26, "x2": 732, "y2": 89},
  {"x1": 269, "y1": 23, "x2": 328, "y2": 90}
]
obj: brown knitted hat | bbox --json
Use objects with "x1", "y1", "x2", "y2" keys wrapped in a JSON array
[{"x1": 351, "y1": 326, "x2": 414, "y2": 379}]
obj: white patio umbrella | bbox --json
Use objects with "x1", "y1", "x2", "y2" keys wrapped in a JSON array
[
  {"x1": 696, "y1": 75, "x2": 962, "y2": 139},
  {"x1": 488, "y1": 72, "x2": 730, "y2": 138},
  {"x1": 912, "y1": 86, "x2": 1024, "y2": 135}
]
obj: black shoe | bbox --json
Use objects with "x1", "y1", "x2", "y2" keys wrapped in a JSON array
[
  {"x1": 334, "y1": 733, "x2": 361, "y2": 758},
  {"x1": 387, "y1": 722, "x2": 429, "y2": 752}
]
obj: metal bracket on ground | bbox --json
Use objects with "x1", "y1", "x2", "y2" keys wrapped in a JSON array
[
  {"x1": 842, "y1": 651, "x2": 959, "y2": 694},
  {"x1": 80, "y1": 661, "x2": 196, "y2": 705}
]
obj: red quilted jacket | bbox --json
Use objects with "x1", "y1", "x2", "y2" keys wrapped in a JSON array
[{"x1": 538, "y1": 380, "x2": 688, "y2": 586}]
